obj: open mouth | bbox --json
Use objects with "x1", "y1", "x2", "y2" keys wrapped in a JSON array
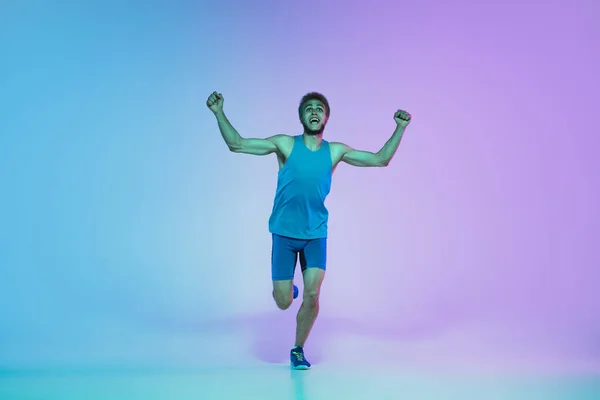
[{"x1": 309, "y1": 117, "x2": 320, "y2": 124}]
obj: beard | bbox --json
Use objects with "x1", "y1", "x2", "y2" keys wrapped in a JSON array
[{"x1": 302, "y1": 121, "x2": 326, "y2": 135}]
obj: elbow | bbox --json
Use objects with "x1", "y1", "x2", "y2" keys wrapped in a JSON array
[
  {"x1": 227, "y1": 141, "x2": 243, "y2": 153},
  {"x1": 374, "y1": 152, "x2": 389, "y2": 167}
]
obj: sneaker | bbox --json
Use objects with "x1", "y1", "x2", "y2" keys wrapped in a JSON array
[
  {"x1": 290, "y1": 346, "x2": 311, "y2": 370},
  {"x1": 293, "y1": 284, "x2": 299, "y2": 300}
]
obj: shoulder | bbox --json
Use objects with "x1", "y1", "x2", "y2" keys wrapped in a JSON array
[
  {"x1": 269, "y1": 134, "x2": 294, "y2": 142},
  {"x1": 328, "y1": 141, "x2": 352, "y2": 155},
  {"x1": 268, "y1": 134, "x2": 295, "y2": 154},
  {"x1": 269, "y1": 134, "x2": 294, "y2": 147},
  {"x1": 328, "y1": 142, "x2": 353, "y2": 166}
]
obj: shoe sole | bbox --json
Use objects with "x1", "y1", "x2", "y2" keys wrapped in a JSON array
[{"x1": 291, "y1": 363, "x2": 310, "y2": 370}]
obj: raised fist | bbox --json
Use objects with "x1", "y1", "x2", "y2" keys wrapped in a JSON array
[
  {"x1": 206, "y1": 91, "x2": 224, "y2": 114},
  {"x1": 394, "y1": 109, "x2": 411, "y2": 127}
]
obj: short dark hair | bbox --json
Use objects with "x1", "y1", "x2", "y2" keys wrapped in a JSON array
[{"x1": 298, "y1": 92, "x2": 330, "y2": 120}]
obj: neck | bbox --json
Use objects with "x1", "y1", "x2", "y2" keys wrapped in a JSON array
[{"x1": 302, "y1": 132, "x2": 323, "y2": 151}]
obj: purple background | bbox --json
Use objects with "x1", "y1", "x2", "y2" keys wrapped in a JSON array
[{"x1": 1, "y1": 0, "x2": 598, "y2": 371}]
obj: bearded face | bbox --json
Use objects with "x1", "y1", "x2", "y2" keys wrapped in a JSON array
[{"x1": 300, "y1": 99, "x2": 328, "y2": 135}]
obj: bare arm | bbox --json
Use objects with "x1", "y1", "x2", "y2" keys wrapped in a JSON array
[
  {"x1": 207, "y1": 91, "x2": 283, "y2": 156},
  {"x1": 338, "y1": 109, "x2": 411, "y2": 167},
  {"x1": 215, "y1": 110, "x2": 283, "y2": 155}
]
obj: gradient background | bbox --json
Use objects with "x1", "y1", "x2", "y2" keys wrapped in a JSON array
[{"x1": 1, "y1": 0, "x2": 599, "y2": 374}]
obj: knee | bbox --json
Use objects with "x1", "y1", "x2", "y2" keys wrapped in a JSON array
[
  {"x1": 303, "y1": 289, "x2": 319, "y2": 306},
  {"x1": 273, "y1": 290, "x2": 292, "y2": 310}
]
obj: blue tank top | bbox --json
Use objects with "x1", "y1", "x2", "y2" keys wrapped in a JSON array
[{"x1": 268, "y1": 135, "x2": 333, "y2": 239}]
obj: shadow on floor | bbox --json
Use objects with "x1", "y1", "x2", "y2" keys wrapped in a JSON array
[{"x1": 147, "y1": 296, "x2": 471, "y2": 365}]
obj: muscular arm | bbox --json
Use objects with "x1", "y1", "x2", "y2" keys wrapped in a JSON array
[
  {"x1": 338, "y1": 124, "x2": 406, "y2": 167},
  {"x1": 215, "y1": 110, "x2": 282, "y2": 155}
]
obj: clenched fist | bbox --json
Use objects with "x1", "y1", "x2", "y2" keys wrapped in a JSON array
[
  {"x1": 207, "y1": 91, "x2": 224, "y2": 114},
  {"x1": 394, "y1": 109, "x2": 411, "y2": 127}
]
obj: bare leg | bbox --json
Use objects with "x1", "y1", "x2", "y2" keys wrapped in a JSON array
[
  {"x1": 272, "y1": 279, "x2": 294, "y2": 310},
  {"x1": 295, "y1": 267, "x2": 325, "y2": 347}
]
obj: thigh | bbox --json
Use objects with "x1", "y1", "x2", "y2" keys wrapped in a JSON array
[
  {"x1": 299, "y1": 237, "x2": 327, "y2": 272},
  {"x1": 271, "y1": 234, "x2": 298, "y2": 281},
  {"x1": 272, "y1": 278, "x2": 294, "y2": 303},
  {"x1": 302, "y1": 266, "x2": 325, "y2": 297}
]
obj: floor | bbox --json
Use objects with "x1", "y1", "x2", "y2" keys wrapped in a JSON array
[
  {"x1": 2, "y1": 317, "x2": 599, "y2": 399},
  {"x1": 1, "y1": 363, "x2": 599, "y2": 400}
]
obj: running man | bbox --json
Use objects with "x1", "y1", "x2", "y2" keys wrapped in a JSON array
[{"x1": 206, "y1": 91, "x2": 411, "y2": 369}]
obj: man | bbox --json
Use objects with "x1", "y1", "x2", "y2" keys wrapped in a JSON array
[{"x1": 206, "y1": 91, "x2": 411, "y2": 369}]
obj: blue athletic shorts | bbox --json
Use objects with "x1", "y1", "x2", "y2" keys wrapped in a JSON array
[{"x1": 271, "y1": 234, "x2": 327, "y2": 281}]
